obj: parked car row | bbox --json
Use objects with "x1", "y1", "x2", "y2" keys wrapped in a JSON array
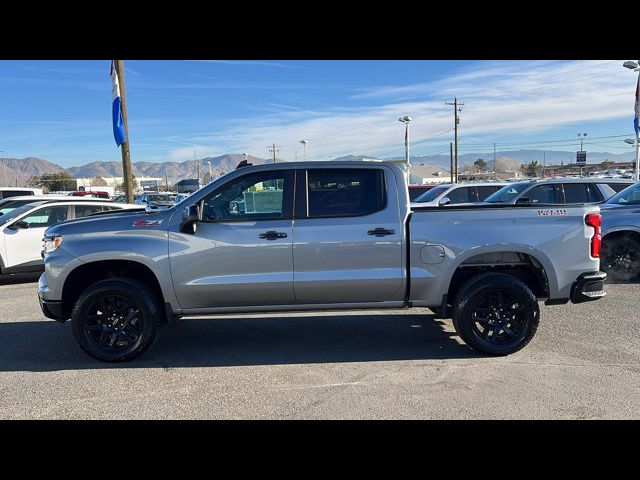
[{"x1": 0, "y1": 199, "x2": 142, "y2": 275}]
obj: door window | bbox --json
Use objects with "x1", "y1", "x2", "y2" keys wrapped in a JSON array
[
  {"x1": 476, "y1": 185, "x2": 503, "y2": 201},
  {"x1": 74, "y1": 205, "x2": 105, "y2": 218},
  {"x1": 306, "y1": 169, "x2": 386, "y2": 218},
  {"x1": 446, "y1": 186, "x2": 475, "y2": 204},
  {"x1": 562, "y1": 183, "x2": 590, "y2": 203},
  {"x1": 525, "y1": 184, "x2": 557, "y2": 203},
  {"x1": 202, "y1": 170, "x2": 290, "y2": 221},
  {"x1": 20, "y1": 206, "x2": 68, "y2": 228}
]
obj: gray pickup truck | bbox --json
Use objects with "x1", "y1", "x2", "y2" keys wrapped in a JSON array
[{"x1": 38, "y1": 161, "x2": 607, "y2": 362}]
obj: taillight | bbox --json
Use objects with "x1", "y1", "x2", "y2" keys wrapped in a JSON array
[{"x1": 585, "y1": 213, "x2": 602, "y2": 258}]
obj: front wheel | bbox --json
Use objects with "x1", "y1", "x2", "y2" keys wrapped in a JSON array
[
  {"x1": 601, "y1": 236, "x2": 640, "y2": 283},
  {"x1": 451, "y1": 273, "x2": 540, "y2": 356},
  {"x1": 71, "y1": 278, "x2": 163, "y2": 362}
]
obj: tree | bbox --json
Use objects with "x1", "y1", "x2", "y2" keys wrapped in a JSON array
[
  {"x1": 474, "y1": 158, "x2": 488, "y2": 172},
  {"x1": 116, "y1": 174, "x2": 138, "y2": 192},
  {"x1": 602, "y1": 159, "x2": 615, "y2": 170},
  {"x1": 520, "y1": 160, "x2": 540, "y2": 177},
  {"x1": 31, "y1": 172, "x2": 76, "y2": 192}
]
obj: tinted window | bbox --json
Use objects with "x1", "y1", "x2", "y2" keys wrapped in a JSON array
[
  {"x1": 562, "y1": 183, "x2": 590, "y2": 203},
  {"x1": 607, "y1": 182, "x2": 633, "y2": 193},
  {"x1": 446, "y1": 186, "x2": 476, "y2": 204},
  {"x1": 414, "y1": 185, "x2": 450, "y2": 203},
  {"x1": 590, "y1": 184, "x2": 609, "y2": 201},
  {"x1": 20, "y1": 206, "x2": 68, "y2": 228},
  {"x1": 0, "y1": 190, "x2": 33, "y2": 199},
  {"x1": 0, "y1": 199, "x2": 35, "y2": 215},
  {"x1": 74, "y1": 205, "x2": 105, "y2": 218},
  {"x1": 606, "y1": 182, "x2": 640, "y2": 205},
  {"x1": 307, "y1": 169, "x2": 386, "y2": 218},
  {"x1": 526, "y1": 184, "x2": 557, "y2": 203},
  {"x1": 408, "y1": 186, "x2": 431, "y2": 201},
  {"x1": 202, "y1": 170, "x2": 289, "y2": 221},
  {"x1": 485, "y1": 182, "x2": 531, "y2": 203},
  {"x1": 476, "y1": 185, "x2": 503, "y2": 201}
]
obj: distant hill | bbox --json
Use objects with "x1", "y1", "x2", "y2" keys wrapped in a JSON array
[
  {"x1": 0, "y1": 157, "x2": 65, "y2": 186},
  {"x1": 66, "y1": 154, "x2": 268, "y2": 183}
]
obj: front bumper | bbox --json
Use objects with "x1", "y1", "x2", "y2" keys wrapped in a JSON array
[
  {"x1": 571, "y1": 271, "x2": 607, "y2": 304},
  {"x1": 38, "y1": 295, "x2": 65, "y2": 322}
]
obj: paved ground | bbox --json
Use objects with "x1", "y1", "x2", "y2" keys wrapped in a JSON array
[{"x1": 0, "y1": 273, "x2": 638, "y2": 419}]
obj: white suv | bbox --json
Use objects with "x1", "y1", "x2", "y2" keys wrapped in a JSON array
[{"x1": 0, "y1": 201, "x2": 139, "y2": 274}]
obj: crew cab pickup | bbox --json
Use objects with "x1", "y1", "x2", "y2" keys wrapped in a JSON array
[{"x1": 38, "y1": 161, "x2": 607, "y2": 362}]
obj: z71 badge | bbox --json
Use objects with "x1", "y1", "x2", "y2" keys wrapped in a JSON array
[
  {"x1": 133, "y1": 219, "x2": 163, "y2": 227},
  {"x1": 537, "y1": 209, "x2": 568, "y2": 216}
]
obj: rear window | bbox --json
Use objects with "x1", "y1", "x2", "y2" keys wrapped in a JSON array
[{"x1": 307, "y1": 169, "x2": 386, "y2": 218}]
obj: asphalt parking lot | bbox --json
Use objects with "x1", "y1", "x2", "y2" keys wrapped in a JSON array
[{"x1": 0, "y1": 273, "x2": 638, "y2": 419}]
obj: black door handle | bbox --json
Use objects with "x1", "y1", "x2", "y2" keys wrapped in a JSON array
[
  {"x1": 259, "y1": 230, "x2": 287, "y2": 240},
  {"x1": 367, "y1": 228, "x2": 395, "y2": 237}
]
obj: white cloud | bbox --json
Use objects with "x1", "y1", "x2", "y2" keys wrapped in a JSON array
[{"x1": 166, "y1": 60, "x2": 638, "y2": 161}]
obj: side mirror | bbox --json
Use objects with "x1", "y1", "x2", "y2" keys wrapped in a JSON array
[
  {"x1": 438, "y1": 197, "x2": 451, "y2": 206},
  {"x1": 516, "y1": 196, "x2": 530, "y2": 205},
  {"x1": 9, "y1": 220, "x2": 29, "y2": 230},
  {"x1": 180, "y1": 204, "x2": 200, "y2": 234}
]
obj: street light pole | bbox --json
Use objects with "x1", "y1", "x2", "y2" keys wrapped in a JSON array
[
  {"x1": 299, "y1": 140, "x2": 308, "y2": 161},
  {"x1": 623, "y1": 60, "x2": 640, "y2": 181},
  {"x1": 577, "y1": 132, "x2": 587, "y2": 177},
  {"x1": 398, "y1": 116, "x2": 412, "y2": 184},
  {"x1": 0, "y1": 151, "x2": 6, "y2": 187}
]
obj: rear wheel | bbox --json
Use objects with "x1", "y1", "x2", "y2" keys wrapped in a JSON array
[
  {"x1": 71, "y1": 278, "x2": 163, "y2": 362},
  {"x1": 601, "y1": 236, "x2": 640, "y2": 282},
  {"x1": 451, "y1": 273, "x2": 540, "y2": 356}
]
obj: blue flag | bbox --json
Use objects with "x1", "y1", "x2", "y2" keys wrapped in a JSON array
[{"x1": 110, "y1": 61, "x2": 126, "y2": 147}]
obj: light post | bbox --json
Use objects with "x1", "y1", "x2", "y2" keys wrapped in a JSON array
[
  {"x1": 623, "y1": 60, "x2": 640, "y2": 181},
  {"x1": 299, "y1": 140, "x2": 308, "y2": 161},
  {"x1": 398, "y1": 115, "x2": 412, "y2": 184},
  {"x1": 0, "y1": 151, "x2": 6, "y2": 187},
  {"x1": 577, "y1": 132, "x2": 587, "y2": 177}
]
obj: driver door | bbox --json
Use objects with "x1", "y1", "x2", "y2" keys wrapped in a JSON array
[{"x1": 169, "y1": 169, "x2": 295, "y2": 309}]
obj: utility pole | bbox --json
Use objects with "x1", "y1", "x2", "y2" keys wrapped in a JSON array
[
  {"x1": 445, "y1": 97, "x2": 463, "y2": 183},
  {"x1": 268, "y1": 144, "x2": 279, "y2": 163},
  {"x1": 543, "y1": 151, "x2": 546, "y2": 178},
  {"x1": 165, "y1": 164, "x2": 169, "y2": 192},
  {"x1": 114, "y1": 60, "x2": 133, "y2": 203},
  {"x1": 449, "y1": 143, "x2": 454, "y2": 183}
]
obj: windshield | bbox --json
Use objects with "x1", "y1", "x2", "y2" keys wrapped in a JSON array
[
  {"x1": 147, "y1": 194, "x2": 175, "y2": 203},
  {"x1": 0, "y1": 199, "x2": 40, "y2": 215},
  {"x1": 414, "y1": 185, "x2": 450, "y2": 203},
  {"x1": 606, "y1": 182, "x2": 640, "y2": 205},
  {"x1": 0, "y1": 203, "x2": 43, "y2": 225},
  {"x1": 485, "y1": 182, "x2": 531, "y2": 203}
]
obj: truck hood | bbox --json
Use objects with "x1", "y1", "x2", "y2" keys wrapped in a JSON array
[{"x1": 45, "y1": 209, "x2": 173, "y2": 236}]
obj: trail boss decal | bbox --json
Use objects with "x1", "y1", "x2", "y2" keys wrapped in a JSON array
[
  {"x1": 133, "y1": 219, "x2": 163, "y2": 227},
  {"x1": 537, "y1": 209, "x2": 568, "y2": 216}
]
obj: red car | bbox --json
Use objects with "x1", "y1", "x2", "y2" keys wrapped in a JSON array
[
  {"x1": 408, "y1": 184, "x2": 436, "y2": 201},
  {"x1": 69, "y1": 191, "x2": 112, "y2": 200}
]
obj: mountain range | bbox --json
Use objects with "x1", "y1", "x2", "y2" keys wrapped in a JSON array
[{"x1": 1, "y1": 149, "x2": 636, "y2": 187}]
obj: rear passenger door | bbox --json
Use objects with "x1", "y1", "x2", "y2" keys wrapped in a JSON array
[{"x1": 292, "y1": 167, "x2": 405, "y2": 304}]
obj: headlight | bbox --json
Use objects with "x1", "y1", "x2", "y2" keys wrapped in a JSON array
[{"x1": 42, "y1": 234, "x2": 63, "y2": 254}]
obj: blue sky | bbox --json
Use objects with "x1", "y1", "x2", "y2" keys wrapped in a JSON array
[{"x1": 0, "y1": 59, "x2": 637, "y2": 166}]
